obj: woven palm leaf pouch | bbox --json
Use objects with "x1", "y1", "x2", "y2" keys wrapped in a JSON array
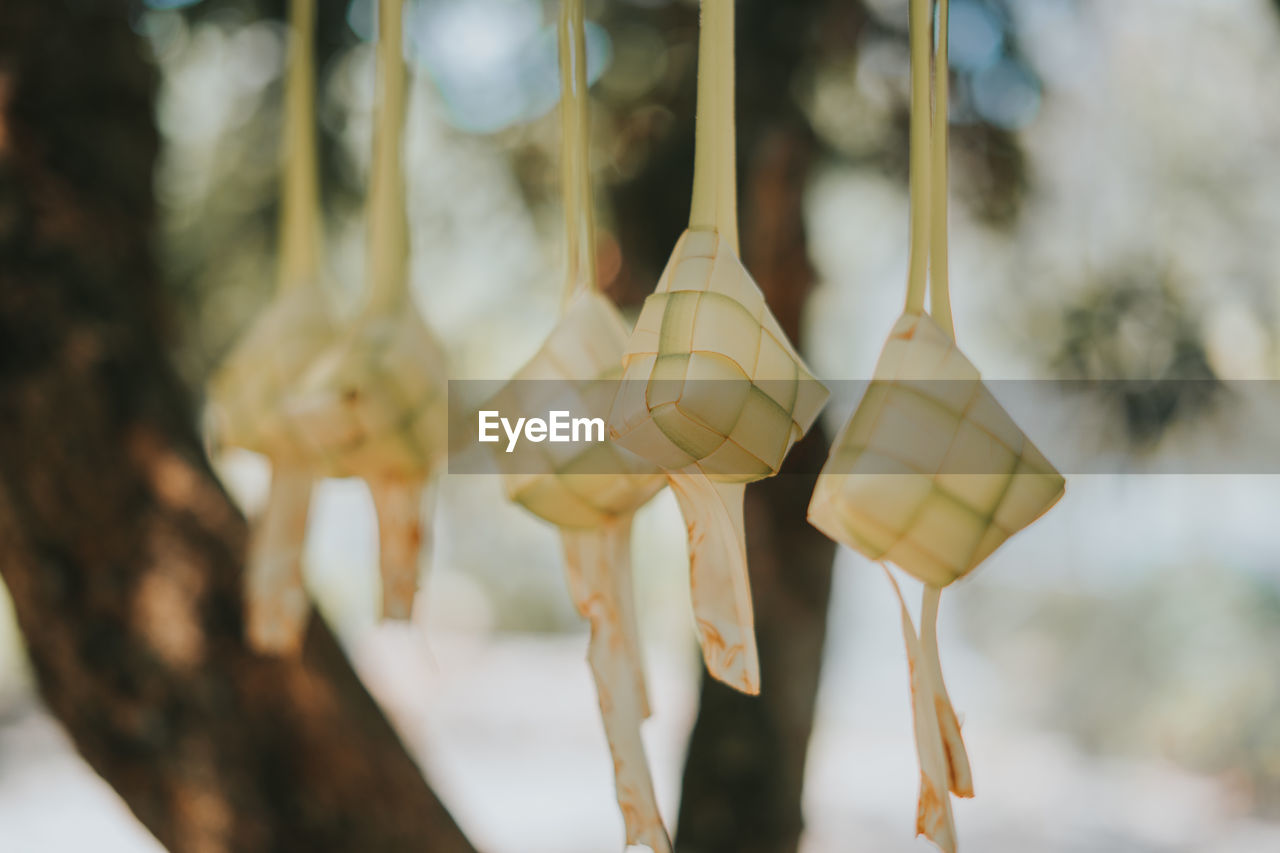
[
  {"x1": 284, "y1": 0, "x2": 448, "y2": 623},
  {"x1": 485, "y1": 3, "x2": 672, "y2": 849},
  {"x1": 607, "y1": 0, "x2": 829, "y2": 697},
  {"x1": 808, "y1": 1, "x2": 1064, "y2": 850}
]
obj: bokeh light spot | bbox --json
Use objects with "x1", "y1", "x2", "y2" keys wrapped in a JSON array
[
  {"x1": 972, "y1": 57, "x2": 1041, "y2": 130},
  {"x1": 143, "y1": 0, "x2": 203, "y2": 10},
  {"x1": 949, "y1": 0, "x2": 1005, "y2": 72},
  {"x1": 402, "y1": 0, "x2": 611, "y2": 134}
]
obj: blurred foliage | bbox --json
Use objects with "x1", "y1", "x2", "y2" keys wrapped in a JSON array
[
  {"x1": 799, "y1": 0, "x2": 1034, "y2": 217},
  {"x1": 965, "y1": 566, "x2": 1280, "y2": 816},
  {"x1": 138, "y1": 0, "x2": 367, "y2": 383},
  {"x1": 1055, "y1": 269, "x2": 1219, "y2": 448},
  {"x1": 142, "y1": 0, "x2": 1045, "y2": 385}
]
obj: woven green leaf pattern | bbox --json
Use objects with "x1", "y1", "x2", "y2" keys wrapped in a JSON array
[
  {"x1": 608, "y1": 228, "x2": 828, "y2": 482},
  {"x1": 283, "y1": 308, "x2": 449, "y2": 480},
  {"x1": 494, "y1": 291, "x2": 666, "y2": 529},
  {"x1": 809, "y1": 312, "x2": 1065, "y2": 587}
]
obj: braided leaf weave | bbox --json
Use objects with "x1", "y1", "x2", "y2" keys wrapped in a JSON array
[
  {"x1": 810, "y1": 311, "x2": 1064, "y2": 588},
  {"x1": 286, "y1": 311, "x2": 448, "y2": 482},
  {"x1": 607, "y1": 228, "x2": 829, "y2": 695},
  {"x1": 495, "y1": 290, "x2": 665, "y2": 530},
  {"x1": 609, "y1": 228, "x2": 827, "y2": 481}
]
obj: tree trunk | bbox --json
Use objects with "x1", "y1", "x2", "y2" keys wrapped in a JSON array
[{"x1": 0, "y1": 4, "x2": 477, "y2": 851}]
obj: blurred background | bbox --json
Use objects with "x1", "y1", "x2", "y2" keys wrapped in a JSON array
[{"x1": 4, "y1": 0, "x2": 1280, "y2": 850}]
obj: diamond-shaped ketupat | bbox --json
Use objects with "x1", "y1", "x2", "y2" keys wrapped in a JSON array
[
  {"x1": 280, "y1": 304, "x2": 449, "y2": 622},
  {"x1": 491, "y1": 291, "x2": 671, "y2": 853},
  {"x1": 269, "y1": 0, "x2": 448, "y2": 624},
  {"x1": 285, "y1": 309, "x2": 449, "y2": 482},
  {"x1": 608, "y1": 228, "x2": 829, "y2": 483},
  {"x1": 488, "y1": 290, "x2": 669, "y2": 846},
  {"x1": 607, "y1": 227, "x2": 829, "y2": 697},
  {"x1": 488, "y1": 0, "x2": 672, "y2": 844},
  {"x1": 809, "y1": 311, "x2": 1065, "y2": 588},
  {"x1": 494, "y1": 289, "x2": 666, "y2": 530},
  {"x1": 807, "y1": 1, "x2": 1056, "y2": 848},
  {"x1": 604, "y1": 0, "x2": 828, "y2": 701}
]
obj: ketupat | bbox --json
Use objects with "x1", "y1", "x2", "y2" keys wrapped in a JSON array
[
  {"x1": 283, "y1": 0, "x2": 448, "y2": 622},
  {"x1": 807, "y1": 1, "x2": 1064, "y2": 850},
  {"x1": 606, "y1": 0, "x2": 828, "y2": 696},
  {"x1": 496, "y1": 296, "x2": 669, "y2": 853},
  {"x1": 808, "y1": 312, "x2": 1064, "y2": 587},
  {"x1": 489, "y1": 3, "x2": 670, "y2": 849},
  {"x1": 496, "y1": 291, "x2": 664, "y2": 531},
  {"x1": 206, "y1": 0, "x2": 331, "y2": 655}
]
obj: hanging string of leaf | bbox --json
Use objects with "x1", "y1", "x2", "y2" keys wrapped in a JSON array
[
  {"x1": 206, "y1": 0, "x2": 333, "y2": 656},
  {"x1": 807, "y1": 1, "x2": 1064, "y2": 850},
  {"x1": 283, "y1": 0, "x2": 449, "y2": 622},
  {"x1": 486, "y1": 2, "x2": 671, "y2": 848},
  {"x1": 605, "y1": 0, "x2": 829, "y2": 697}
]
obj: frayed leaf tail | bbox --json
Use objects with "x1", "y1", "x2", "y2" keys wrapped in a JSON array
[
  {"x1": 562, "y1": 521, "x2": 670, "y2": 852},
  {"x1": 668, "y1": 471, "x2": 759, "y2": 695},
  {"x1": 562, "y1": 519, "x2": 652, "y2": 719},
  {"x1": 245, "y1": 466, "x2": 314, "y2": 655},
  {"x1": 369, "y1": 476, "x2": 428, "y2": 621},
  {"x1": 609, "y1": 521, "x2": 652, "y2": 719},
  {"x1": 922, "y1": 584, "x2": 973, "y2": 798},
  {"x1": 885, "y1": 569, "x2": 957, "y2": 853}
]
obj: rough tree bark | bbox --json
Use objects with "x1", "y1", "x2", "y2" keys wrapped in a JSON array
[{"x1": 0, "y1": 4, "x2": 477, "y2": 852}]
